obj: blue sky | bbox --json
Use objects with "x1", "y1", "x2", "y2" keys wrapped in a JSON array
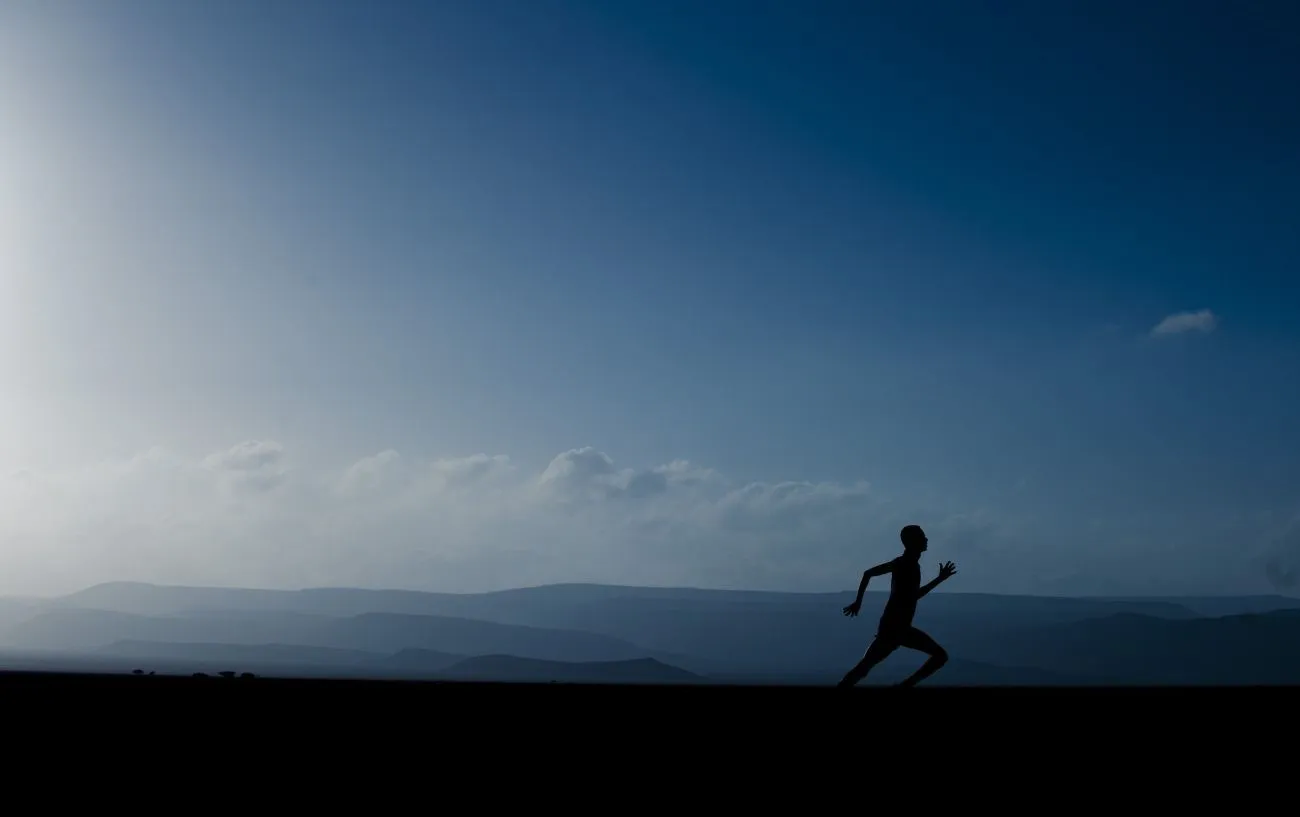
[{"x1": 0, "y1": 1, "x2": 1297, "y2": 596}]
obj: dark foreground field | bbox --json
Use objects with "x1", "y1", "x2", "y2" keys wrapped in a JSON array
[
  {"x1": 14, "y1": 668, "x2": 1273, "y2": 797},
  {"x1": 9, "y1": 668, "x2": 1284, "y2": 739}
]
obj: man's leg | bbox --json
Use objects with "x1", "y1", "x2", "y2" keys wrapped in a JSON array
[
  {"x1": 837, "y1": 636, "x2": 899, "y2": 687},
  {"x1": 895, "y1": 627, "x2": 949, "y2": 687}
]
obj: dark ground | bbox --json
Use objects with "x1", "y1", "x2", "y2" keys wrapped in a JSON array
[
  {"x1": 10, "y1": 668, "x2": 1283, "y2": 732},
  {"x1": 12, "y1": 669, "x2": 1271, "y2": 795}
]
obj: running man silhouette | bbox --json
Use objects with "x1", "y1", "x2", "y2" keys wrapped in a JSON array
[{"x1": 837, "y1": 524, "x2": 957, "y2": 687}]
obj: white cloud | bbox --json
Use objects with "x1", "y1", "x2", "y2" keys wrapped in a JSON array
[
  {"x1": 1150, "y1": 309, "x2": 1218, "y2": 337},
  {"x1": 0, "y1": 440, "x2": 1033, "y2": 597}
]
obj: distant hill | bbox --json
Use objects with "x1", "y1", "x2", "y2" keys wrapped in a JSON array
[
  {"x1": 973, "y1": 609, "x2": 1300, "y2": 684},
  {"x1": 438, "y1": 655, "x2": 704, "y2": 684},
  {"x1": 97, "y1": 640, "x2": 382, "y2": 667},
  {"x1": 55, "y1": 581, "x2": 833, "y2": 618},
  {"x1": 2, "y1": 608, "x2": 328, "y2": 652},
  {"x1": 369, "y1": 648, "x2": 465, "y2": 676},
  {"x1": 0, "y1": 598, "x2": 48, "y2": 633},
  {"x1": 8, "y1": 581, "x2": 1299, "y2": 685},
  {"x1": 1, "y1": 607, "x2": 681, "y2": 666},
  {"x1": 56, "y1": 582, "x2": 453, "y2": 618},
  {"x1": 60, "y1": 580, "x2": 1288, "y2": 634},
  {"x1": 1096, "y1": 594, "x2": 1300, "y2": 619},
  {"x1": 48, "y1": 580, "x2": 1295, "y2": 678}
]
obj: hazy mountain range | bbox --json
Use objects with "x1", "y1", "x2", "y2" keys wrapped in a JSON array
[{"x1": 1, "y1": 581, "x2": 1298, "y2": 685}]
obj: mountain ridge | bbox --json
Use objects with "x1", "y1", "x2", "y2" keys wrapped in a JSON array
[{"x1": 4, "y1": 581, "x2": 1299, "y2": 686}]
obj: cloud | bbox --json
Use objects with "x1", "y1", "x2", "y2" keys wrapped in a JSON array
[
  {"x1": 202, "y1": 439, "x2": 290, "y2": 495},
  {"x1": 1150, "y1": 309, "x2": 1218, "y2": 337},
  {"x1": 0, "y1": 440, "x2": 1041, "y2": 597}
]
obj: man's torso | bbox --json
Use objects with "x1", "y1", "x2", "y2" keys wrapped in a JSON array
[{"x1": 879, "y1": 556, "x2": 921, "y2": 633}]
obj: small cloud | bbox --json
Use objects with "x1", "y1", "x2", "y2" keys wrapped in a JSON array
[
  {"x1": 337, "y1": 450, "x2": 404, "y2": 497},
  {"x1": 1150, "y1": 309, "x2": 1218, "y2": 338},
  {"x1": 203, "y1": 440, "x2": 285, "y2": 472},
  {"x1": 201, "y1": 440, "x2": 288, "y2": 494},
  {"x1": 538, "y1": 447, "x2": 616, "y2": 485}
]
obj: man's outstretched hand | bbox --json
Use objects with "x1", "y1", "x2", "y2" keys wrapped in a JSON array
[
  {"x1": 938, "y1": 561, "x2": 958, "y2": 581},
  {"x1": 842, "y1": 600, "x2": 861, "y2": 617}
]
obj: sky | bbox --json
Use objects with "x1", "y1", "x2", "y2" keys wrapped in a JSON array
[{"x1": 0, "y1": 0, "x2": 1297, "y2": 597}]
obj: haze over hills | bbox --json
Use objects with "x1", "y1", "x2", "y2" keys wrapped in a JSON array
[
  {"x1": 439, "y1": 655, "x2": 704, "y2": 685},
  {"x1": 375, "y1": 648, "x2": 471, "y2": 677},
  {"x1": 3, "y1": 607, "x2": 680, "y2": 665},
  {"x1": 1, "y1": 581, "x2": 1298, "y2": 685},
  {"x1": 100, "y1": 640, "x2": 384, "y2": 668}
]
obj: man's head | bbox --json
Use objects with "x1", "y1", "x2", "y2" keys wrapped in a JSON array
[{"x1": 900, "y1": 525, "x2": 928, "y2": 553}]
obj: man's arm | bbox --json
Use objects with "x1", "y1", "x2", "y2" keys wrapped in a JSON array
[
  {"x1": 916, "y1": 577, "x2": 944, "y2": 600},
  {"x1": 917, "y1": 561, "x2": 957, "y2": 600},
  {"x1": 843, "y1": 560, "x2": 896, "y2": 615},
  {"x1": 855, "y1": 560, "x2": 895, "y2": 602}
]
